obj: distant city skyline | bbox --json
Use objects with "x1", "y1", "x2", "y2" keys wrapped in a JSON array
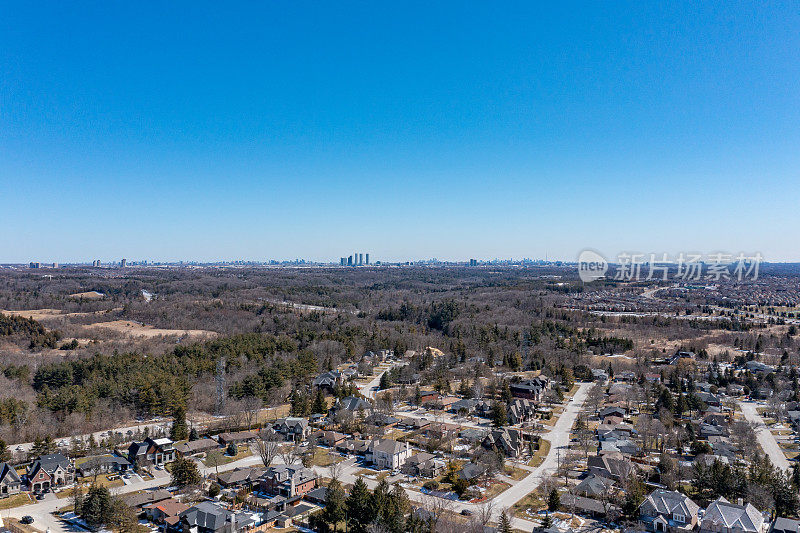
[{"x1": 2, "y1": 3, "x2": 799, "y2": 262}]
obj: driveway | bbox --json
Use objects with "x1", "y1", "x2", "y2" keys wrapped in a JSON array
[{"x1": 738, "y1": 400, "x2": 791, "y2": 471}]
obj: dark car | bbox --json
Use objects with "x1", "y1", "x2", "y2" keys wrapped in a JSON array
[
  {"x1": 21, "y1": 516, "x2": 34, "y2": 524},
  {"x1": 461, "y1": 509, "x2": 473, "y2": 516}
]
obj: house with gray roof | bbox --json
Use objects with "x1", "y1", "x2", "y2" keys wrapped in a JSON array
[
  {"x1": 0, "y1": 463, "x2": 21, "y2": 496},
  {"x1": 175, "y1": 438, "x2": 219, "y2": 457},
  {"x1": 366, "y1": 439, "x2": 412, "y2": 470},
  {"x1": 771, "y1": 517, "x2": 800, "y2": 533},
  {"x1": 178, "y1": 501, "x2": 241, "y2": 533},
  {"x1": 75, "y1": 454, "x2": 131, "y2": 477},
  {"x1": 639, "y1": 489, "x2": 700, "y2": 533},
  {"x1": 575, "y1": 474, "x2": 614, "y2": 497},
  {"x1": 587, "y1": 455, "x2": 634, "y2": 481},
  {"x1": 274, "y1": 417, "x2": 310, "y2": 442},
  {"x1": 312, "y1": 370, "x2": 343, "y2": 392},
  {"x1": 27, "y1": 453, "x2": 74, "y2": 492},
  {"x1": 330, "y1": 396, "x2": 372, "y2": 417},
  {"x1": 700, "y1": 497, "x2": 767, "y2": 533},
  {"x1": 127, "y1": 437, "x2": 176, "y2": 470}
]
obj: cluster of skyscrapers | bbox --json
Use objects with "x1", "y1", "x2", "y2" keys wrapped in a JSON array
[{"x1": 340, "y1": 253, "x2": 369, "y2": 266}]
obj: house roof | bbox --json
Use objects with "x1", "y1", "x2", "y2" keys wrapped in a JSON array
[
  {"x1": 144, "y1": 498, "x2": 190, "y2": 517},
  {"x1": 575, "y1": 474, "x2": 614, "y2": 496},
  {"x1": 175, "y1": 439, "x2": 219, "y2": 454},
  {"x1": 335, "y1": 396, "x2": 372, "y2": 412},
  {"x1": 587, "y1": 455, "x2": 633, "y2": 478},
  {"x1": 121, "y1": 489, "x2": 173, "y2": 509},
  {"x1": 0, "y1": 463, "x2": 21, "y2": 484},
  {"x1": 179, "y1": 501, "x2": 235, "y2": 531},
  {"x1": 460, "y1": 462, "x2": 487, "y2": 480},
  {"x1": 640, "y1": 489, "x2": 700, "y2": 519},
  {"x1": 702, "y1": 497, "x2": 764, "y2": 533},
  {"x1": 31, "y1": 453, "x2": 70, "y2": 473},
  {"x1": 216, "y1": 466, "x2": 265, "y2": 486},
  {"x1": 369, "y1": 439, "x2": 408, "y2": 455},
  {"x1": 772, "y1": 517, "x2": 800, "y2": 533}
]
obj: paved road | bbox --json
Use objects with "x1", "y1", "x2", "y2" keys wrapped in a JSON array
[
  {"x1": 9, "y1": 421, "x2": 173, "y2": 455},
  {"x1": 738, "y1": 400, "x2": 791, "y2": 471},
  {"x1": 358, "y1": 362, "x2": 406, "y2": 400}
]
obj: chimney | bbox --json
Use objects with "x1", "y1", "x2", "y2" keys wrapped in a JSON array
[{"x1": 737, "y1": 498, "x2": 743, "y2": 506}]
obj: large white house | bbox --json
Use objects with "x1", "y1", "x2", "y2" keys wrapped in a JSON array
[{"x1": 366, "y1": 439, "x2": 412, "y2": 470}]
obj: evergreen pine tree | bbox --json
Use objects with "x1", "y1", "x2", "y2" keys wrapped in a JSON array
[
  {"x1": 312, "y1": 389, "x2": 327, "y2": 415},
  {"x1": 170, "y1": 406, "x2": 189, "y2": 441},
  {"x1": 322, "y1": 478, "x2": 346, "y2": 532},
  {"x1": 345, "y1": 477, "x2": 374, "y2": 533},
  {"x1": 499, "y1": 510, "x2": 513, "y2": 533}
]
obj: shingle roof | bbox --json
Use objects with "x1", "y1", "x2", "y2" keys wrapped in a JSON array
[
  {"x1": 702, "y1": 497, "x2": 764, "y2": 533},
  {"x1": 179, "y1": 501, "x2": 234, "y2": 531},
  {"x1": 640, "y1": 490, "x2": 699, "y2": 519}
]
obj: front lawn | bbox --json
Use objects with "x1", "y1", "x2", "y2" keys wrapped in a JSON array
[
  {"x1": 0, "y1": 492, "x2": 33, "y2": 510},
  {"x1": 203, "y1": 447, "x2": 252, "y2": 467},
  {"x1": 528, "y1": 439, "x2": 551, "y2": 467}
]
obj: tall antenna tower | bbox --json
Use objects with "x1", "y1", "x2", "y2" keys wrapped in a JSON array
[{"x1": 215, "y1": 358, "x2": 226, "y2": 415}]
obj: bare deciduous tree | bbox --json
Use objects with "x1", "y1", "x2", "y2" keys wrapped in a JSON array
[{"x1": 255, "y1": 434, "x2": 280, "y2": 468}]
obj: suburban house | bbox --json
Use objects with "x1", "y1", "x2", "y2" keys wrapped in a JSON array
[
  {"x1": 175, "y1": 438, "x2": 219, "y2": 458},
  {"x1": 509, "y1": 377, "x2": 548, "y2": 401},
  {"x1": 121, "y1": 489, "x2": 173, "y2": 513},
  {"x1": 127, "y1": 437, "x2": 177, "y2": 470},
  {"x1": 178, "y1": 501, "x2": 244, "y2": 533},
  {"x1": 75, "y1": 454, "x2": 132, "y2": 477},
  {"x1": 330, "y1": 396, "x2": 372, "y2": 418},
  {"x1": 449, "y1": 399, "x2": 477, "y2": 415},
  {"x1": 216, "y1": 466, "x2": 265, "y2": 489},
  {"x1": 483, "y1": 428, "x2": 526, "y2": 458},
  {"x1": 401, "y1": 452, "x2": 444, "y2": 478},
  {"x1": 313, "y1": 430, "x2": 348, "y2": 447},
  {"x1": 598, "y1": 407, "x2": 626, "y2": 421},
  {"x1": 508, "y1": 399, "x2": 537, "y2": 425},
  {"x1": 638, "y1": 490, "x2": 701, "y2": 533},
  {"x1": 418, "y1": 390, "x2": 440, "y2": 405},
  {"x1": 366, "y1": 439, "x2": 412, "y2": 470},
  {"x1": 587, "y1": 455, "x2": 634, "y2": 481},
  {"x1": 700, "y1": 497, "x2": 767, "y2": 533},
  {"x1": 771, "y1": 518, "x2": 800, "y2": 533},
  {"x1": 312, "y1": 370, "x2": 343, "y2": 392},
  {"x1": 144, "y1": 498, "x2": 190, "y2": 528},
  {"x1": 260, "y1": 465, "x2": 317, "y2": 498},
  {"x1": 0, "y1": 462, "x2": 22, "y2": 496},
  {"x1": 27, "y1": 453, "x2": 74, "y2": 492},
  {"x1": 575, "y1": 474, "x2": 614, "y2": 497},
  {"x1": 216, "y1": 431, "x2": 256, "y2": 447},
  {"x1": 459, "y1": 462, "x2": 487, "y2": 482},
  {"x1": 274, "y1": 418, "x2": 310, "y2": 442}
]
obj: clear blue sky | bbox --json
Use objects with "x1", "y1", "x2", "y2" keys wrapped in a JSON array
[{"x1": 2, "y1": 2, "x2": 799, "y2": 263}]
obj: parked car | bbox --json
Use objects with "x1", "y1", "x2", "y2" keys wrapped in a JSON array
[
  {"x1": 461, "y1": 509, "x2": 473, "y2": 516},
  {"x1": 21, "y1": 516, "x2": 34, "y2": 524}
]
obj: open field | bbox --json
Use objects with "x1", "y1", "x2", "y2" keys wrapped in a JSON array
[{"x1": 82, "y1": 320, "x2": 216, "y2": 339}]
